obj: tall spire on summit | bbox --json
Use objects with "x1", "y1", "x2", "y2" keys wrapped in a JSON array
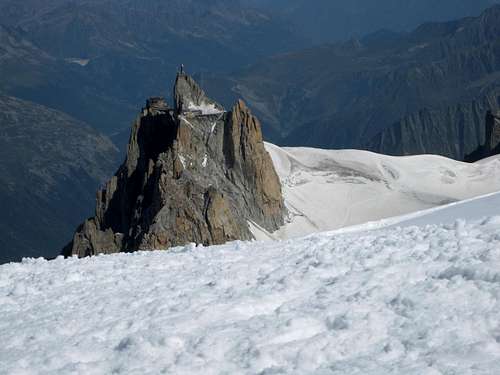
[{"x1": 173, "y1": 71, "x2": 224, "y2": 114}]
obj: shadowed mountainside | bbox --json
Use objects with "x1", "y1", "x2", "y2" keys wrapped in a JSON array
[
  {"x1": 244, "y1": 0, "x2": 500, "y2": 43},
  {"x1": 0, "y1": 94, "x2": 119, "y2": 264}
]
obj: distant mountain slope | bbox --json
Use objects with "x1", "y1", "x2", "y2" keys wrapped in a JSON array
[
  {"x1": 0, "y1": 0, "x2": 306, "y2": 140},
  {"x1": 0, "y1": 24, "x2": 141, "y2": 135},
  {"x1": 245, "y1": 0, "x2": 500, "y2": 43},
  {"x1": 0, "y1": 0, "x2": 301, "y2": 68},
  {"x1": 202, "y1": 5, "x2": 500, "y2": 160},
  {"x1": 0, "y1": 94, "x2": 119, "y2": 264},
  {"x1": 251, "y1": 143, "x2": 500, "y2": 240}
]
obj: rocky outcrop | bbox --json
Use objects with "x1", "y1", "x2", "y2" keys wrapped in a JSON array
[
  {"x1": 63, "y1": 73, "x2": 286, "y2": 257},
  {"x1": 465, "y1": 110, "x2": 500, "y2": 162}
]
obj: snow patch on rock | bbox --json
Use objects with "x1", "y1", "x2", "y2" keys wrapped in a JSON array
[
  {"x1": 65, "y1": 58, "x2": 90, "y2": 66},
  {"x1": 188, "y1": 102, "x2": 224, "y2": 115}
]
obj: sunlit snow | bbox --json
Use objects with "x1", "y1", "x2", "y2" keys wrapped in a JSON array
[
  {"x1": 2, "y1": 194, "x2": 500, "y2": 373},
  {"x1": 260, "y1": 143, "x2": 500, "y2": 240}
]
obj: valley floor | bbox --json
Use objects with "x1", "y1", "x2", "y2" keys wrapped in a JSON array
[{"x1": 2, "y1": 194, "x2": 500, "y2": 374}]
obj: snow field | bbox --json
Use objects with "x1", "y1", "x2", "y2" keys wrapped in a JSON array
[
  {"x1": 2, "y1": 216, "x2": 500, "y2": 374},
  {"x1": 264, "y1": 143, "x2": 500, "y2": 240}
]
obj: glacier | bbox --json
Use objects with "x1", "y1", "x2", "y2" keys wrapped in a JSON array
[{"x1": 257, "y1": 143, "x2": 500, "y2": 240}]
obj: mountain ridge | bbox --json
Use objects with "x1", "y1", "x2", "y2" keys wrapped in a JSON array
[{"x1": 201, "y1": 5, "x2": 500, "y2": 160}]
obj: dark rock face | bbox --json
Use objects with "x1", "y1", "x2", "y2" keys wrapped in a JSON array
[
  {"x1": 368, "y1": 90, "x2": 500, "y2": 158},
  {"x1": 486, "y1": 111, "x2": 500, "y2": 155},
  {"x1": 64, "y1": 73, "x2": 286, "y2": 257},
  {"x1": 465, "y1": 110, "x2": 500, "y2": 162}
]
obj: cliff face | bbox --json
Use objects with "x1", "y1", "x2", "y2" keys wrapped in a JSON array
[
  {"x1": 465, "y1": 109, "x2": 500, "y2": 162},
  {"x1": 367, "y1": 90, "x2": 500, "y2": 158},
  {"x1": 64, "y1": 73, "x2": 286, "y2": 257},
  {"x1": 486, "y1": 111, "x2": 500, "y2": 155}
]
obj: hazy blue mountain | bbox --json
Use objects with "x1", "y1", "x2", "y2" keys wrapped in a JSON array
[
  {"x1": 0, "y1": 0, "x2": 306, "y2": 138},
  {"x1": 0, "y1": 94, "x2": 119, "y2": 264},
  {"x1": 200, "y1": 5, "x2": 500, "y2": 160},
  {"x1": 1, "y1": 0, "x2": 498, "y2": 141},
  {"x1": 243, "y1": 0, "x2": 500, "y2": 43}
]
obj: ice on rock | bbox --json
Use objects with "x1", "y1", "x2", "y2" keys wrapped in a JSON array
[{"x1": 188, "y1": 102, "x2": 224, "y2": 115}]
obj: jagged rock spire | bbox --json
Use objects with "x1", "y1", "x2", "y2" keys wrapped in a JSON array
[
  {"x1": 64, "y1": 72, "x2": 286, "y2": 257},
  {"x1": 174, "y1": 71, "x2": 224, "y2": 114}
]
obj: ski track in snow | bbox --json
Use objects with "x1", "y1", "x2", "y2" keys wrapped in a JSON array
[{"x1": 2, "y1": 216, "x2": 500, "y2": 374}]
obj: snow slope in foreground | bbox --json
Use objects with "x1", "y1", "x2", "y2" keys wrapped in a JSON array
[
  {"x1": 2, "y1": 208, "x2": 500, "y2": 373},
  {"x1": 322, "y1": 191, "x2": 500, "y2": 236},
  {"x1": 259, "y1": 143, "x2": 500, "y2": 240}
]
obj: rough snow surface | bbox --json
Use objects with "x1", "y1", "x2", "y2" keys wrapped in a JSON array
[
  {"x1": 2, "y1": 211, "x2": 500, "y2": 373},
  {"x1": 263, "y1": 143, "x2": 500, "y2": 240}
]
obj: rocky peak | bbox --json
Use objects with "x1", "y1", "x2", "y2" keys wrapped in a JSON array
[
  {"x1": 64, "y1": 72, "x2": 286, "y2": 257},
  {"x1": 174, "y1": 72, "x2": 224, "y2": 115}
]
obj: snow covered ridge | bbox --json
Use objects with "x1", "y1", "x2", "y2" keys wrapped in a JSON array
[
  {"x1": 2, "y1": 214, "x2": 500, "y2": 374},
  {"x1": 261, "y1": 143, "x2": 500, "y2": 240}
]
